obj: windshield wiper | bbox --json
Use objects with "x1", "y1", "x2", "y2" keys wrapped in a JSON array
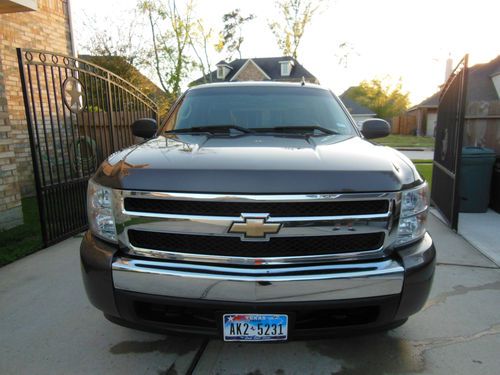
[
  {"x1": 166, "y1": 125, "x2": 254, "y2": 134},
  {"x1": 251, "y1": 125, "x2": 339, "y2": 135}
]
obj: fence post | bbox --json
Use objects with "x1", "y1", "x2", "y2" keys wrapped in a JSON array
[
  {"x1": 450, "y1": 54, "x2": 469, "y2": 230},
  {"x1": 105, "y1": 72, "x2": 117, "y2": 151},
  {"x1": 17, "y1": 48, "x2": 50, "y2": 247}
]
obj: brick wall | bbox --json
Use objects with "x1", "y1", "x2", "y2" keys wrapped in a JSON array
[
  {"x1": 0, "y1": 54, "x2": 23, "y2": 230},
  {"x1": 234, "y1": 61, "x2": 269, "y2": 82},
  {"x1": 0, "y1": 0, "x2": 73, "y2": 229}
]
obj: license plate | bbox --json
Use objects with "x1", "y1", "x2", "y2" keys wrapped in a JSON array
[{"x1": 223, "y1": 314, "x2": 288, "y2": 342}]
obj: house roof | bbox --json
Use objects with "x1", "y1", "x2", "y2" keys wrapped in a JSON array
[
  {"x1": 415, "y1": 92, "x2": 440, "y2": 108},
  {"x1": 466, "y1": 55, "x2": 500, "y2": 102},
  {"x1": 338, "y1": 89, "x2": 376, "y2": 115},
  {"x1": 190, "y1": 56, "x2": 318, "y2": 85},
  {"x1": 411, "y1": 55, "x2": 500, "y2": 110}
]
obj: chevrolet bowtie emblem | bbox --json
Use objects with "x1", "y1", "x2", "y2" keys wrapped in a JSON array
[{"x1": 228, "y1": 214, "x2": 281, "y2": 239}]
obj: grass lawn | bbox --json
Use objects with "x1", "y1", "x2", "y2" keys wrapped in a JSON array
[
  {"x1": 378, "y1": 135, "x2": 435, "y2": 148},
  {"x1": 0, "y1": 197, "x2": 43, "y2": 267},
  {"x1": 414, "y1": 161, "x2": 433, "y2": 190}
]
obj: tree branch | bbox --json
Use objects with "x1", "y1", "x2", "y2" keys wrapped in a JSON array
[{"x1": 146, "y1": 7, "x2": 169, "y2": 93}]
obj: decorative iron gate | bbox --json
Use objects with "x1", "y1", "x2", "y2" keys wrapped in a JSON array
[
  {"x1": 431, "y1": 55, "x2": 468, "y2": 229},
  {"x1": 18, "y1": 49, "x2": 159, "y2": 246}
]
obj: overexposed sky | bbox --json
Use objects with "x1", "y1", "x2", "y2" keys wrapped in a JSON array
[{"x1": 71, "y1": 0, "x2": 500, "y2": 105}]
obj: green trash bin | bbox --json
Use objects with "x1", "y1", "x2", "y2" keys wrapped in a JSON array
[{"x1": 459, "y1": 146, "x2": 496, "y2": 213}]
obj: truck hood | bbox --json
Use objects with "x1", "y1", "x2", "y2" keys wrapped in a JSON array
[{"x1": 94, "y1": 134, "x2": 422, "y2": 193}]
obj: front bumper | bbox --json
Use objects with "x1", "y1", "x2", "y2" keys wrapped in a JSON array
[
  {"x1": 81, "y1": 232, "x2": 435, "y2": 337},
  {"x1": 112, "y1": 257, "x2": 404, "y2": 303}
]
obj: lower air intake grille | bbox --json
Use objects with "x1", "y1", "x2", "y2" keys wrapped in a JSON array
[{"x1": 127, "y1": 230, "x2": 385, "y2": 257}]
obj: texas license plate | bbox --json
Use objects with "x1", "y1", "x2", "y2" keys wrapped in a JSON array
[{"x1": 223, "y1": 314, "x2": 288, "y2": 342}]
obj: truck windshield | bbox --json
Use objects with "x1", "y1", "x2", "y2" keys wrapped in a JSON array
[{"x1": 168, "y1": 86, "x2": 356, "y2": 136}]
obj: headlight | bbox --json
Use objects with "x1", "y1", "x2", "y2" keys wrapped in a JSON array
[
  {"x1": 87, "y1": 179, "x2": 117, "y2": 242},
  {"x1": 396, "y1": 183, "x2": 429, "y2": 246}
]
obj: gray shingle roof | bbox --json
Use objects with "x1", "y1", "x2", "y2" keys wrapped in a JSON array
[
  {"x1": 466, "y1": 55, "x2": 500, "y2": 102},
  {"x1": 416, "y1": 91, "x2": 440, "y2": 108},
  {"x1": 190, "y1": 56, "x2": 318, "y2": 86},
  {"x1": 338, "y1": 90, "x2": 376, "y2": 115},
  {"x1": 414, "y1": 55, "x2": 500, "y2": 108}
]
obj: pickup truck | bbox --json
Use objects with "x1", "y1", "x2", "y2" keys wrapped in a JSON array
[{"x1": 81, "y1": 82, "x2": 435, "y2": 341}]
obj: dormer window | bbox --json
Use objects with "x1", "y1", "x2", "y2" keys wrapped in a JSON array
[
  {"x1": 217, "y1": 66, "x2": 224, "y2": 79},
  {"x1": 216, "y1": 62, "x2": 232, "y2": 80},
  {"x1": 279, "y1": 60, "x2": 294, "y2": 77}
]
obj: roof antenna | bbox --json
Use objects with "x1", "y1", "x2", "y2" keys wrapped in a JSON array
[{"x1": 301, "y1": 76, "x2": 306, "y2": 86}]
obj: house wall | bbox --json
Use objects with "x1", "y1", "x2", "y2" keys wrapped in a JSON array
[
  {"x1": 233, "y1": 62, "x2": 269, "y2": 82},
  {"x1": 0, "y1": 54, "x2": 23, "y2": 229},
  {"x1": 0, "y1": 0, "x2": 73, "y2": 230},
  {"x1": 405, "y1": 107, "x2": 437, "y2": 137},
  {"x1": 426, "y1": 111, "x2": 438, "y2": 137}
]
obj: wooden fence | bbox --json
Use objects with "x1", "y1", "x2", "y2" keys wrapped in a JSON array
[{"x1": 391, "y1": 115, "x2": 417, "y2": 135}]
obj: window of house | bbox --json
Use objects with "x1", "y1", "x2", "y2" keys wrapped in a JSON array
[
  {"x1": 280, "y1": 61, "x2": 293, "y2": 77},
  {"x1": 217, "y1": 66, "x2": 224, "y2": 79}
]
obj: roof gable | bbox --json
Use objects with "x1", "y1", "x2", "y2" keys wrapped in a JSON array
[{"x1": 230, "y1": 58, "x2": 271, "y2": 81}]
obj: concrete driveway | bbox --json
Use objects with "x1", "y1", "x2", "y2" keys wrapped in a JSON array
[
  {"x1": 1, "y1": 214, "x2": 499, "y2": 375},
  {"x1": 399, "y1": 149, "x2": 434, "y2": 160}
]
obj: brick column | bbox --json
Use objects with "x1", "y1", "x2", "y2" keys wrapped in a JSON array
[
  {"x1": 0, "y1": 55, "x2": 23, "y2": 230},
  {"x1": 0, "y1": 0, "x2": 73, "y2": 197}
]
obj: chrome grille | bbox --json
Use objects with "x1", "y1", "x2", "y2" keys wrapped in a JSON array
[
  {"x1": 124, "y1": 197, "x2": 389, "y2": 217},
  {"x1": 127, "y1": 230, "x2": 385, "y2": 257},
  {"x1": 113, "y1": 191, "x2": 401, "y2": 265}
]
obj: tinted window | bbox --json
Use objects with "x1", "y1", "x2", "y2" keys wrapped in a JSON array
[{"x1": 170, "y1": 86, "x2": 356, "y2": 135}]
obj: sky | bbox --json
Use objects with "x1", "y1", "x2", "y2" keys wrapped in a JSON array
[{"x1": 71, "y1": 0, "x2": 500, "y2": 105}]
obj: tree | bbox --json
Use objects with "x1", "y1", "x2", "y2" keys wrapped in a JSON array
[
  {"x1": 268, "y1": 0, "x2": 324, "y2": 59},
  {"x1": 80, "y1": 13, "x2": 171, "y2": 116},
  {"x1": 216, "y1": 9, "x2": 255, "y2": 60},
  {"x1": 188, "y1": 20, "x2": 215, "y2": 84},
  {"x1": 345, "y1": 79, "x2": 410, "y2": 120},
  {"x1": 335, "y1": 42, "x2": 359, "y2": 68},
  {"x1": 138, "y1": 0, "x2": 197, "y2": 97},
  {"x1": 81, "y1": 13, "x2": 144, "y2": 68}
]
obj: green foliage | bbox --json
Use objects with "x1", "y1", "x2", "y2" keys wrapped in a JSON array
[
  {"x1": 83, "y1": 14, "x2": 144, "y2": 69},
  {"x1": 0, "y1": 197, "x2": 42, "y2": 267},
  {"x1": 82, "y1": 12, "x2": 173, "y2": 116},
  {"x1": 189, "y1": 20, "x2": 215, "y2": 84},
  {"x1": 345, "y1": 79, "x2": 410, "y2": 120},
  {"x1": 139, "y1": 0, "x2": 197, "y2": 97},
  {"x1": 269, "y1": 0, "x2": 325, "y2": 59},
  {"x1": 216, "y1": 9, "x2": 256, "y2": 60}
]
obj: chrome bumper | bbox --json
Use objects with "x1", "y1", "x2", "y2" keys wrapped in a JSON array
[{"x1": 112, "y1": 258, "x2": 404, "y2": 303}]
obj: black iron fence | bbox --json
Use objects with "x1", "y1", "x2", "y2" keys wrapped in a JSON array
[
  {"x1": 431, "y1": 55, "x2": 468, "y2": 229},
  {"x1": 18, "y1": 49, "x2": 159, "y2": 246}
]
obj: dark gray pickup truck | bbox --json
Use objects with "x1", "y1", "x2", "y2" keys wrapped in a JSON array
[{"x1": 81, "y1": 82, "x2": 435, "y2": 341}]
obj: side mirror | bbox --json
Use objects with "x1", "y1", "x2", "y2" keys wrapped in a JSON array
[
  {"x1": 361, "y1": 119, "x2": 391, "y2": 139},
  {"x1": 132, "y1": 118, "x2": 157, "y2": 139}
]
